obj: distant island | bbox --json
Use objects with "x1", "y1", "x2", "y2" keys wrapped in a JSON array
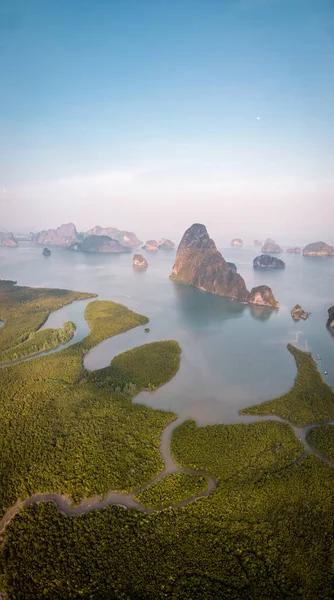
[
  {"x1": 254, "y1": 240, "x2": 262, "y2": 246},
  {"x1": 303, "y1": 241, "x2": 334, "y2": 256},
  {"x1": 69, "y1": 235, "x2": 131, "y2": 254},
  {"x1": 42, "y1": 247, "x2": 51, "y2": 257},
  {"x1": 142, "y1": 240, "x2": 159, "y2": 252},
  {"x1": 32, "y1": 223, "x2": 79, "y2": 247},
  {"x1": 261, "y1": 238, "x2": 283, "y2": 253},
  {"x1": 230, "y1": 238, "x2": 243, "y2": 247},
  {"x1": 86, "y1": 225, "x2": 142, "y2": 247},
  {"x1": 32, "y1": 223, "x2": 142, "y2": 249},
  {"x1": 286, "y1": 247, "x2": 301, "y2": 254},
  {"x1": 253, "y1": 255, "x2": 285, "y2": 269},
  {"x1": 0, "y1": 231, "x2": 18, "y2": 248},
  {"x1": 170, "y1": 223, "x2": 279, "y2": 308},
  {"x1": 158, "y1": 239, "x2": 175, "y2": 250}
]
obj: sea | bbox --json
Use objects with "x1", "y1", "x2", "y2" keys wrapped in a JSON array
[{"x1": 0, "y1": 242, "x2": 333, "y2": 425}]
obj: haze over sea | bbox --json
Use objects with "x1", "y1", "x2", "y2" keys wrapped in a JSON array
[{"x1": 1, "y1": 240, "x2": 333, "y2": 425}]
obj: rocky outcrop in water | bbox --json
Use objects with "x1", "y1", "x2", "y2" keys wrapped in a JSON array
[
  {"x1": 248, "y1": 286, "x2": 279, "y2": 308},
  {"x1": 142, "y1": 240, "x2": 159, "y2": 252},
  {"x1": 158, "y1": 239, "x2": 175, "y2": 250},
  {"x1": 42, "y1": 248, "x2": 51, "y2": 257},
  {"x1": 86, "y1": 226, "x2": 142, "y2": 247},
  {"x1": 171, "y1": 224, "x2": 279, "y2": 307},
  {"x1": 170, "y1": 224, "x2": 249, "y2": 301},
  {"x1": 261, "y1": 238, "x2": 283, "y2": 253},
  {"x1": 0, "y1": 232, "x2": 18, "y2": 247},
  {"x1": 286, "y1": 247, "x2": 301, "y2": 254},
  {"x1": 33, "y1": 223, "x2": 79, "y2": 247},
  {"x1": 253, "y1": 254, "x2": 285, "y2": 269},
  {"x1": 69, "y1": 235, "x2": 131, "y2": 253},
  {"x1": 231, "y1": 238, "x2": 243, "y2": 247},
  {"x1": 302, "y1": 241, "x2": 334, "y2": 256},
  {"x1": 327, "y1": 307, "x2": 334, "y2": 333},
  {"x1": 133, "y1": 254, "x2": 148, "y2": 269},
  {"x1": 291, "y1": 305, "x2": 311, "y2": 321},
  {"x1": 227, "y1": 262, "x2": 237, "y2": 272},
  {"x1": 254, "y1": 240, "x2": 262, "y2": 246}
]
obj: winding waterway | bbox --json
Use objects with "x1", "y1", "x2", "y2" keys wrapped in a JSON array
[{"x1": 0, "y1": 242, "x2": 333, "y2": 533}]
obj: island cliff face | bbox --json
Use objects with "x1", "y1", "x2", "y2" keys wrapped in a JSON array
[
  {"x1": 302, "y1": 241, "x2": 334, "y2": 256},
  {"x1": 86, "y1": 226, "x2": 142, "y2": 247},
  {"x1": 170, "y1": 224, "x2": 248, "y2": 301},
  {"x1": 327, "y1": 307, "x2": 334, "y2": 333},
  {"x1": 0, "y1": 232, "x2": 18, "y2": 247},
  {"x1": 33, "y1": 223, "x2": 79, "y2": 247},
  {"x1": 69, "y1": 235, "x2": 131, "y2": 253},
  {"x1": 253, "y1": 255, "x2": 285, "y2": 269},
  {"x1": 171, "y1": 224, "x2": 279, "y2": 307}
]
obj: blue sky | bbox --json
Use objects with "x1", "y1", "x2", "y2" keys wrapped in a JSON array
[{"x1": 0, "y1": 0, "x2": 333, "y2": 241}]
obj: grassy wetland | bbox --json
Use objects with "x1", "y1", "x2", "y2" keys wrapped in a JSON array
[{"x1": 0, "y1": 281, "x2": 333, "y2": 599}]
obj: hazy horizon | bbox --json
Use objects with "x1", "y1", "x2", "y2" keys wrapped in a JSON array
[{"x1": 1, "y1": 0, "x2": 333, "y2": 243}]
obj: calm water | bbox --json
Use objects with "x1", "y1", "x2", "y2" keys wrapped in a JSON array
[{"x1": 0, "y1": 242, "x2": 333, "y2": 424}]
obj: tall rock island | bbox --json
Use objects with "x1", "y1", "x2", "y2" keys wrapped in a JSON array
[{"x1": 170, "y1": 224, "x2": 279, "y2": 307}]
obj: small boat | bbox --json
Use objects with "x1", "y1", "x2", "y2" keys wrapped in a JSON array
[{"x1": 324, "y1": 371, "x2": 328, "y2": 375}]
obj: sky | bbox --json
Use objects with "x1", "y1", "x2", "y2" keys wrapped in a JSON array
[{"x1": 0, "y1": 0, "x2": 334, "y2": 244}]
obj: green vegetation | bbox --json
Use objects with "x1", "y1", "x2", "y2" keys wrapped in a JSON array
[
  {"x1": 88, "y1": 340, "x2": 181, "y2": 392},
  {"x1": 240, "y1": 344, "x2": 334, "y2": 426},
  {"x1": 0, "y1": 284, "x2": 333, "y2": 598},
  {"x1": 135, "y1": 472, "x2": 208, "y2": 508},
  {"x1": 0, "y1": 279, "x2": 94, "y2": 362},
  {"x1": 2, "y1": 321, "x2": 76, "y2": 361},
  {"x1": 306, "y1": 425, "x2": 334, "y2": 460},
  {"x1": 0, "y1": 290, "x2": 177, "y2": 514},
  {"x1": 80, "y1": 299, "x2": 148, "y2": 351},
  {"x1": 0, "y1": 456, "x2": 332, "y2": 599},
  {"x1": 172, "y1": 419, "x2": 304, "y2": 484}
]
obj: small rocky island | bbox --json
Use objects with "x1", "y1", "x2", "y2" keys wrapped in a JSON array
[
  {"x1": 231, "y1": 238, "x2": 243, "y2": 247},
  {"x1": 302, "y1": 241, "x2": 334, "y2": 256},
  {"x1": 254, "y1": 240, "x2": 262, "y2": 246},
  {"x1": 142, "y1": 240, "x2": 159, "y2": 252},
  {"x1": 0, "y1": 232, "x2": 18, "y2": 247},
  {"x1": 158, "y1": 239, "x2": 175, "y2": 250},
  {"x1": 261, "y1": 238, "x2": 283, "y2": 253},
  {"x1": 253, "y1": 255, "x2": 285, "y2": 269},
  {"x1": 133, "y1": 254, "x2": 148, "y2": 269},
  {"x1": 286, "y1": 247, "x2": 301, "y2": 254},
  {"x1": 69, "y1": 235, "x2": 131, "y2": 253},
  {"x1": 170, "y1": 223, "x2": 279, "y2": 307},
  {"x1": 291, "y1": 305, "x2": 311, "y2": 321},
  {"x1": 248, "y1": 286, "x2": 279, "y2": 308},
  {"x1": 327, "y1": 306, "x2": 334, "y2": 333},
  {"x1": 42, "y1": 247, "x2": 51, "y2": 257}
]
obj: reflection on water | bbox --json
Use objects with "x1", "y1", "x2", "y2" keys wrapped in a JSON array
[{"x1": 1, "y1": 242, "x2": 333, "y2": 424}]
